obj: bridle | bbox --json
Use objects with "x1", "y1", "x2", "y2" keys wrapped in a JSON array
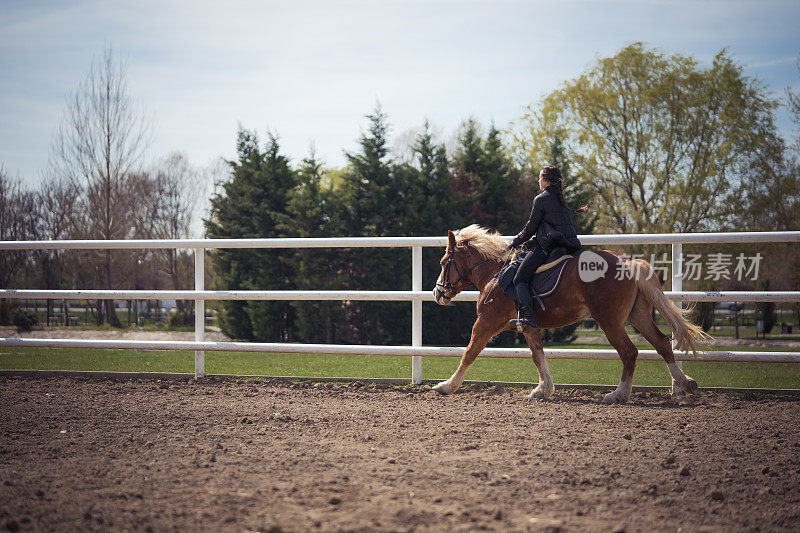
[{"x1": 435, "y1": 247, "x2": 491, "y2": 301}]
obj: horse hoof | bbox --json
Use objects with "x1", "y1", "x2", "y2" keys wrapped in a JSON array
[
  {"x1": 602, "y1": 392, "x2": 627, "y2": 404},
  {"x1": 684, "y1": 377, "x2": 699, "y2": 395},
  {"x1": 527, "y1": 385, "x2": 553, "y2": 400},
  {"x1": 432, "y1": 382, "x2": 450, "y2": 395}
]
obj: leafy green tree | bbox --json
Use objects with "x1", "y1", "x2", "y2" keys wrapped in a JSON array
[
  {"x1": 205, "y1": 129, "x2": 297, "y2": 341},
  {"x1": 510, "y1": 42, "x2": 782, "y2": 234},
  {"x1": 739, "y1": 55, "x2": 800, "y2": 232}
]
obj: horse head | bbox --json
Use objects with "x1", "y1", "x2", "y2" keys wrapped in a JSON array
[{"x1": 433, "y1": 229, "x2": 492, "y2": 305}]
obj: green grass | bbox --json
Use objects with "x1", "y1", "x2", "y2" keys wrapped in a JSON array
[{"x1": 2, "y1": 345, "x2": 798, "y2": 389}]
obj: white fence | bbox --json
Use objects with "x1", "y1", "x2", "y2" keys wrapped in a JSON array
[{"x1": 2, "y1": 231, "x2": 800, "y2": 384}]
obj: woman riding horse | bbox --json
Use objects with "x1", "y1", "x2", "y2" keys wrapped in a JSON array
[
  {"x1": 509, "y1": 165, "x2": 588, "y2": 328},
  {"x1": 432, "y1": 224, "x2": 708, "y2": 403}
]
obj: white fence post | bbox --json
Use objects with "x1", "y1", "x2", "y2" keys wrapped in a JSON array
[
  {"x1": 411, "y1": 246, "x2": 422, "y2": 384},
  {"x1": 671, "y1": 242, "x2": 683, "y2": 393},
  {"x1": 195, "y1": 248, "x2": 205, "y2": 378}
]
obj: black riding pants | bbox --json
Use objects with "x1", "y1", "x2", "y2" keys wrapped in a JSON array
[{"x1": 513, "y1": 242, "x2": 549, "y2": 308}]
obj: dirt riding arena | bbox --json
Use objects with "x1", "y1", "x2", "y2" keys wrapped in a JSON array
[{"x1": 1, "y1": 377, "x2": 799, "y2": 532}]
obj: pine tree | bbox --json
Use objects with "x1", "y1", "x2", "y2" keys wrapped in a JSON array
[
  {"x1": 451, "y1": 119, "x2": 519, "y2": 233},
  {"x1": 450, "y1": 119, "x2": 482, "y2": 229},
  {"x1": 205, "y1": 129, "x2": 297, "y2": 341},
  {"x1": 337, "y1": 106, "x2": 409, "y2": 344},
  {"x1": 478, "y1": 124, "x2": 518, "y2": 233},
  {"x1": 281, "y1": 151, "x2": 344, "y2": 343},
  {"x1": 402, "y1": 121, "x2": 451, "y2": 236}
]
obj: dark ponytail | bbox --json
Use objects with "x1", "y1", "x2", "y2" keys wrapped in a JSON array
[{"x1": 540, "y1": 165, "x2": 589, "y2": 213}]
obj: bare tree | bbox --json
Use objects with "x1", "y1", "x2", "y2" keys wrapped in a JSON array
[
  {"x1": 788, "y1": 56, "x2": 800, "y2": 150},
  {"x1": 50, "y1": 47, "x2": 151, "y2": 327},
  {"x1": 152, "y1": 152, "x2": 199, "y2": 321},
  {"x1": 0, "y1": 167, "x2": 37, "y2": 322},
  {"x1": 0, "y1": 168, "x2": 36, "y2": 285},
  {"x1": 33, "y1": 173, "x2": 81, "y2": 324}
]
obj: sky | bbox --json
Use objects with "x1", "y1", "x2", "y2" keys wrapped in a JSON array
[{"x1": 1, "y1": 0, "x2": 799, "y2": 186}]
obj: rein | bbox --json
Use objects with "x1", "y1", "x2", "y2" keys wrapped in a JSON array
[
  {"x1": 491, "y1": 249, "x2": 515, "y2": 280},
  {"x1": 435, "y1": 249, "x2": 492, "y2": 301}
]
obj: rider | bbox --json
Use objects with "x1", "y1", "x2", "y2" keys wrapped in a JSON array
[{"x1": 508, "y1": 165, "x2": 587, "y2": 328}]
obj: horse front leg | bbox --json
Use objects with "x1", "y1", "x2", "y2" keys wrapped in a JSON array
[
  {"x1": 433, "y1": 317, "x2": 497, "y2": 395},
  {"x1": 523, "y1": 328, "x2": 554, "y2": 399}
]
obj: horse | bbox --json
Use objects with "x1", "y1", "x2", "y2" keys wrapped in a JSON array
[{"x1": 431, "y1": 225, "x2": 710, "y2": 404}]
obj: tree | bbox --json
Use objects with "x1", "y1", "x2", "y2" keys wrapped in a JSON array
[
  {"x1": 0, "y1": 169, "x2": 33, "y2": 287},
  {"x1": 150, "y1": 153, "x2": 200, "y2": 323},
  {"x1": 545, "y1": 134, "x2": 596, "y2": 235},
  {"x1": 206, "y1": 129, "x2": 297, "y2": 341},
  {"x1": 280, "y1": 150, "x2": 345, "y2": 343},
  {"x1": 787, "y1": 56, "x2": 800, "y2": 150},
  {"x1": 336, "y1": 106, "x2": 410, "y2": 344},
  {"x1": 452, "y1": 119, "x2": 521, "y2": 233},
  {"x1": 340, "y1": 105, "x2": 398, "y2": 236},
  {"x1": 0, "y1": 168, "x2": 36, "y2": 323},
  {"x1": 32, "y1": 173, "x2": 81, "y2": 325},
  {"x1": 450, "y1": 119, "x2": 483, "y2": 228},
  {"x1": 50, "y1": 47, "x2": 150, "y2": 327},
  {"x1": 403, "y1": 123, "x2": 477, "y2": 347},
  {"x1": 401, "y1": 121, "x2": 451, "y2": 235},
  {"x1": 510, "y1": 43, "x2": 782, "y2": 234}
]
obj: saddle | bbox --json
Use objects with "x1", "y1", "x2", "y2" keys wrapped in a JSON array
[{"x1": 497, "y1": 247, "x2": 572, "y2": 306}]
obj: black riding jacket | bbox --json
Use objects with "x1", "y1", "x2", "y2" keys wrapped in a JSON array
[{"x1": 510, "y1": 186, "x2": 581, "y2": 252}]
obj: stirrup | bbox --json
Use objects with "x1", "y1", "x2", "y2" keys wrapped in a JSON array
[{"x1": 510, "y1": 311, "x2": 537, "y2": 332}]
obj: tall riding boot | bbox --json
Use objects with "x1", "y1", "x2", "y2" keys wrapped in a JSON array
[{"x1": 514, "y1": 281, "x2": 537, "y2": 329}]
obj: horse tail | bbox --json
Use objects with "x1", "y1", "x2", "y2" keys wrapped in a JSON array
[{"x1": 629, "y1": 258, "x2": 711, "y2": 358}]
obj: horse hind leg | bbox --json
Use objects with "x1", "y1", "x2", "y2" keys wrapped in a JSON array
[
  {"x1": 523, "y1": 328, "x2": 554, "y2": 399},
  {"x1": 627, "y1": 299, "x2": 698, "y2": 396}
]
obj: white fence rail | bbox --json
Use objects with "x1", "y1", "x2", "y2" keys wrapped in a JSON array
[{"x1": 2, "y1": 231, "x2": 800, "y2": 383}]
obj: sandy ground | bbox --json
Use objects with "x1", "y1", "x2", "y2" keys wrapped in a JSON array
[{"x1": 1, "y1": 377, "x2": 799, "y2": 532}]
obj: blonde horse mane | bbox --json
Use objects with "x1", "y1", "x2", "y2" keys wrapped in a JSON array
[{"x1": 454, "y1": 224, "x2": 509, "y2": 261}]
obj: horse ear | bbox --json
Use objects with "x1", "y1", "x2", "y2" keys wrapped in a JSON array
[{"x1": 447, "y1": 230, "x2": 456, "y2": 250}]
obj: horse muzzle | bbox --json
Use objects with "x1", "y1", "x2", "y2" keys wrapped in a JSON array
[{"x1": 433, "y1": 285, "x2": 453, "y2": 306}]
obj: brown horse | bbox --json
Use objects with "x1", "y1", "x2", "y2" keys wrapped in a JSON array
[{"x1": 431, "y1": 225, "x2": 709, "y2": 403}]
